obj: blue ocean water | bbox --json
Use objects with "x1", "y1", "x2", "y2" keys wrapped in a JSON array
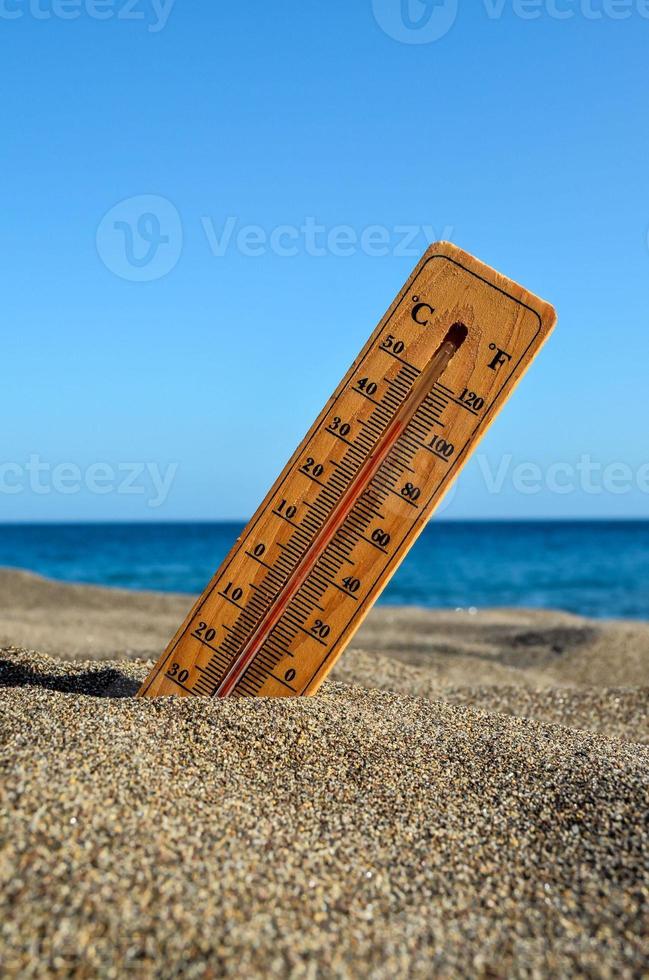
[{"x1": 0, "y1": 521, "x2": 647, "y2": 620}]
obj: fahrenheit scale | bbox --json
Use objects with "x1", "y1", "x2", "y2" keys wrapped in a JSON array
[{"x1": 138, "y1": 243, "x2": 556, "y2": 699}]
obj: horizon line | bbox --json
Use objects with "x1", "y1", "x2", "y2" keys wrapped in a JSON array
[{"x1": 0, "y1": 517, "x2": 648, "y2": 527}]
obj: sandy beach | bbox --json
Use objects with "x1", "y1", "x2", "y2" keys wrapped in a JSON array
[{"x1": 1, "y1": 569, "x2": 647, "y2": 976}]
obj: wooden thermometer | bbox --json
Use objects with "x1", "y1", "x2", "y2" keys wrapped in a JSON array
[{"x1": 138, "y1": 243, "x2": 556, "y2": 699}]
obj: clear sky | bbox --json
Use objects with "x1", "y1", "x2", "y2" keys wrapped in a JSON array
[{"x1": 2, "y1": 0, "x2": 648, "y2": 521}]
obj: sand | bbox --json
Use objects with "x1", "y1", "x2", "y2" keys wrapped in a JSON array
[{"x1": 0, "y1": 570, "x2": 648, "y2": 977}]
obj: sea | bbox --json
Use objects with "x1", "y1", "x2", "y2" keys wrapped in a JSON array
[{"x1": 0, "y1": 521, "x2": 647, "y2": 621}]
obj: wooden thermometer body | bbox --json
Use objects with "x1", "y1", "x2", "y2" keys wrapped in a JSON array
[{"x1": 138, "y1": 243, "x2": 556, "y2": 699}]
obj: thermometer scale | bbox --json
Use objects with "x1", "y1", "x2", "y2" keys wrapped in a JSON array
[{"x1": 138, "y1": 242, "x2": 556, "y2": 698}]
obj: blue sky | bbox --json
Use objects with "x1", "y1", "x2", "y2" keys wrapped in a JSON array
[{"x1": 1, "y1": 0, "x2": 648, "y2": 521}]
